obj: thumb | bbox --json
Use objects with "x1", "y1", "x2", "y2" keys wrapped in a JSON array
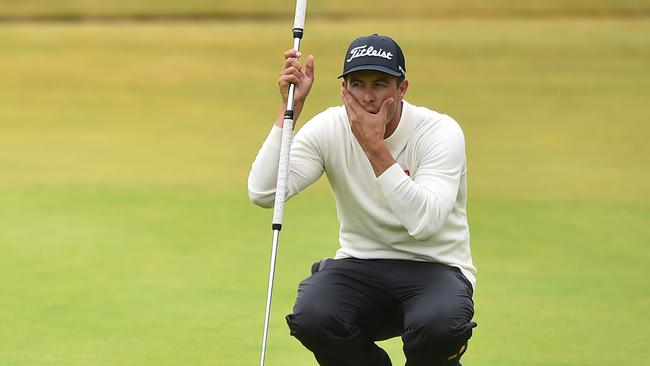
[
  {"x1": 305, "y1": 55, "x2": 315, "y2": 79},
  {"x1": 379, "y1": 98, "x2": 395, "y2": 116}
]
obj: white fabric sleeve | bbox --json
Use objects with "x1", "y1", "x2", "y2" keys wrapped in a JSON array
[
  {"x1": 248, "y1": 119, "x2": 326, "y2": 208},
  {"x1": 376, "y1": 118, "x2": 465, "y2": 240}
]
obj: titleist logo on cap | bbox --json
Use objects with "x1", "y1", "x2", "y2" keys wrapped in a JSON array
[{"x1": 346, "y1": 45, "x2": 394, "y2": 63}]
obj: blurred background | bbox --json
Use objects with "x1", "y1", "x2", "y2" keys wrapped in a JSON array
[{"x1": 0, "y1": 1, "x2": 648, "y2": 365}]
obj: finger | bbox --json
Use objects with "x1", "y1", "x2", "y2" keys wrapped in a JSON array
[
  {"x1": 341, "y1": 89, "x2": 367, "y2": 123},
  {"x1": 341, "y1": 87, "x2": 350, "y2": 116},
  {"x1": 378, "y1": 97, "x2": 395, "y2": 119},
  {"x1": 340, "y1": 87, "x2": 354, "y2": 119},
  {"x1": 287, "y1": 58, "x2": 302, "y2": 72},
  {"x1": 305, "y1": 55, "x2": 315, "y2": 80},
  {"x1": 279, "y1": 74, "x2": 300, "y2": 88},
  {"x1": 281, "y1": 59, "x2": 303, "y2": 74},
  {"x1": 340, "y1": 87, "x2": 352, "y2": 112},
  {"x1": 340, "y1": 87, "x2": 353, "y2": 106},
  {"x1": 283, "y1": 49, "x2": 302, "y2": 60},
  {"x1": 279, "y1": 66, "x2": 302, "y2": 82},
  {"x1": 342, "y1": 89, "x2": 361, "y2": 118},
  {"x1": 341, "y1": 88, "x2": 364, "y2": 115}
]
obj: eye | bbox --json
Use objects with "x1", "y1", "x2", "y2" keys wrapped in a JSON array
[{"x1": 374, "y1": 82, "x2": 388, "y2": 88}]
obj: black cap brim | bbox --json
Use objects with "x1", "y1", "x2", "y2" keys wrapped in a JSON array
[{"x1": 338, "y1": 64, "x2": 403, "y2": 79}]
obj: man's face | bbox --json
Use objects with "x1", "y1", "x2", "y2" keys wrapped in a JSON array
[{"x1": 343, "y1": 71, "x2": 408, "y2": 118}]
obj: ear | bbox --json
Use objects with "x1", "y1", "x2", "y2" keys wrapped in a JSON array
[{"x1": 397, "y1": 79, "x2": 409, "y2": 99}]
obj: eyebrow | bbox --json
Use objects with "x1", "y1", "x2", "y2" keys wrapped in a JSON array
[{"x1": 348, "y1": 77, "x2": 391, "y2": 83}]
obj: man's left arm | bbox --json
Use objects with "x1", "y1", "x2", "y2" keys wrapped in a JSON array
[
  {"x1": 341, "y1": 89, "x2": 465, "y2": 240},
  {"x1": 376, "y1": 119, "x2": 465, "y2": 240}
]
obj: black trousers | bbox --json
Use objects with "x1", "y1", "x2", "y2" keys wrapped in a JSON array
[{"x1": 286, "y1": 258, "x2": 476, "y2": 366}]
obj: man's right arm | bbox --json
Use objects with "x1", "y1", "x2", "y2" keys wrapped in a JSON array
[
  {"x1": 247, "y1": 120, "x2": 325, "y2": 207},
  {"x1": 248, "y1": 49, "x2": 320, "y2": 208}
]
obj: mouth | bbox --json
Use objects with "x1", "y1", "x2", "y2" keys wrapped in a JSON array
[{"x1": 363, "y1": 106, "x2": 379, "y2": 114}]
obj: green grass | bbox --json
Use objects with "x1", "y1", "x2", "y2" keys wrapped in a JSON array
[{"x1": 0, "y1": 18, "x2": 648, "y2": 365}]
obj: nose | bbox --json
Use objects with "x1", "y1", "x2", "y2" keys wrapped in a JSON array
[{"x1": 361, "y1": 87, "x2": 375, "y2": 104}]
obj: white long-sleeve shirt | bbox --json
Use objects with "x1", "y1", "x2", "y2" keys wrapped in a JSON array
[{"x1": 248, "y1": 100, "x2": 476, "y2": 288}]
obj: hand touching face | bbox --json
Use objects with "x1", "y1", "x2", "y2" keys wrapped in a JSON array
[{"x1": 342, "y1": 70, "x2": 408, "y2": 139}]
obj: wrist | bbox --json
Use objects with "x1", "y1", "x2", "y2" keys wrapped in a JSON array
[
  {"x1": 275, "y1": 102, "x2": 303, "y2": 127},
  {"x1": 275, "y1": 103, "x2": 286, "y2": 127},
  {"x1": 362, "y1": 140, "x2": 388, "y2": 156},
  {"x1": 363, "y1": 144, "x2": 395, "y2": 177}
]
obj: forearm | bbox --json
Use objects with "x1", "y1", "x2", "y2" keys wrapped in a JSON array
[
  {"x1": 377, "y1": 164, "x2": 457, "y2": 240},
  {"x1": 249, "y1": 115, "x2": 326, "y2": 207},
  {"x1": 248, "y1": 127, "x2": 283, "y2": 207}
]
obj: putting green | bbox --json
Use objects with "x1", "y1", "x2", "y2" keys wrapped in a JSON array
[{"x1": 0, "y1": 18, "x2": 648, "y2": 366}]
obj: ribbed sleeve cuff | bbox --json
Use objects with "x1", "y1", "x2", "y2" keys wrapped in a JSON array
[{"x1": 376, "y1": 163, "x2": 410, "y2": 199}]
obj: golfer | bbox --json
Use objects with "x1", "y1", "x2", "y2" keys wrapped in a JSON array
[{"x1": 249, "y1": 34, "x2": 477, "y2": 366}]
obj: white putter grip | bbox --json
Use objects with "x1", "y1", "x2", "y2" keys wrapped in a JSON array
[
  {"x1": 272, "y1": 120, "x2": 293, "y2": 227},
  {"x1": 293, "y1": 0, "x2": 307, "y2": 30}
]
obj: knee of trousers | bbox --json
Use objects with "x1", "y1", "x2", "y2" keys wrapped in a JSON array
[
  {"x1": 286, "y1": 309, "x2": 360, "y2": 348},
  {"x1": 402, "y1": 316, "x2": 477, "y2": 360}
]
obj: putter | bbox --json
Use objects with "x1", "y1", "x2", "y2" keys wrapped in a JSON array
[{"x1": 260, "y1": 1, "x2": 308, "y2": 365}]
